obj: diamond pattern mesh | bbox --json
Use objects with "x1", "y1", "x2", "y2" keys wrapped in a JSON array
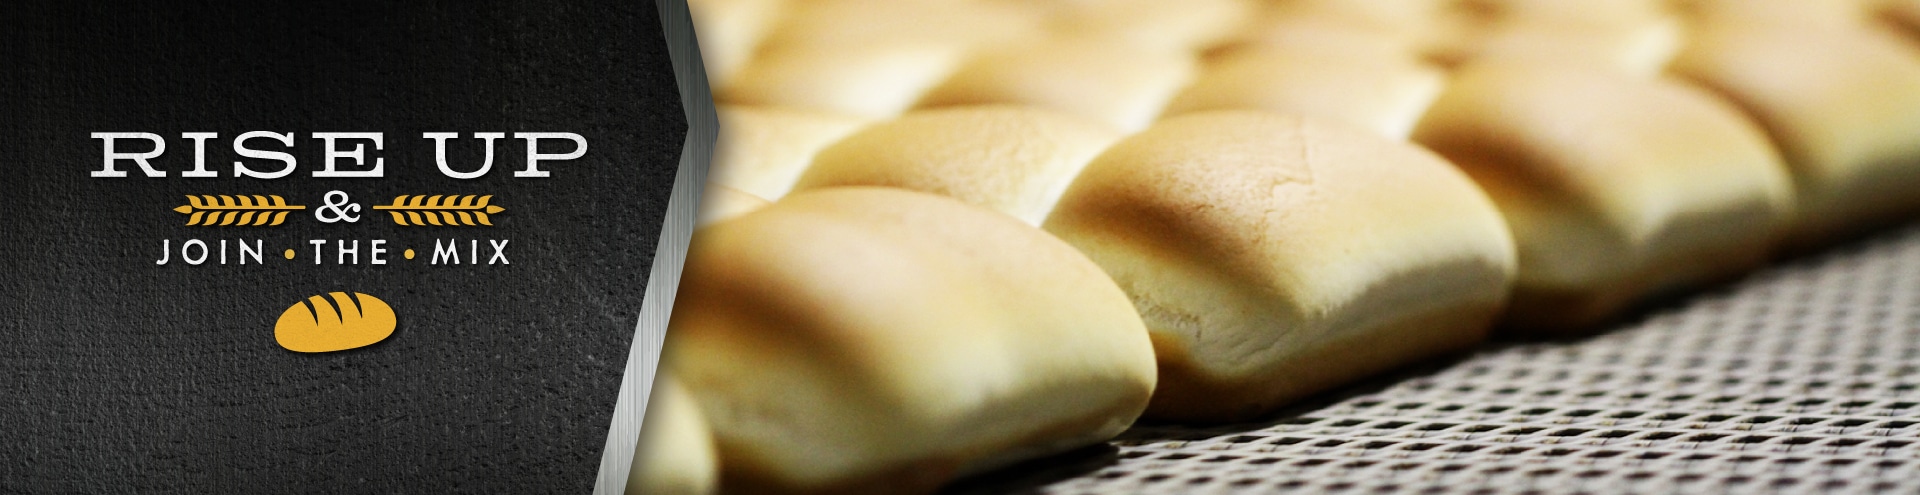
[{"x1": 956, "y1": 224, "x2": 1920, "y2": 494}]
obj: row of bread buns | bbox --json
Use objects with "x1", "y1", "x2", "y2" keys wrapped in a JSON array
[
  {"x1": 644, "y1": 80, "x2": 1912, "y2": 493},
  {"x1": 646, "y1": 109, "x2": 1512, "y2": 494},
  {"x1": 632, "y1": 1, "x2": 1920, "y2": 493},
  {"x1": 649, "y1": 43, "x2": 1918, "y2": 495},
  {"x1": 701, "y1": 63, "x2": 1832, "y2": 336},
  {"x1": 706, "y1": 0, "x2": 1920, "y2": 329},
  {"x1": 697, "y1": 0, "x2": 1920, "y2": 134}
]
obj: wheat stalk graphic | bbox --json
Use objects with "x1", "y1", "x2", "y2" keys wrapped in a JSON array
[
  {"x1": 173, "y1": 195, "x2": 306, "y2": 226},
  {"x1": 373, "y1": 195, "x2": 505, "y2": 226}
]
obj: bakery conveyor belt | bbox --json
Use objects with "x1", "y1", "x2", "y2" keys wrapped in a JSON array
[{"x1": 956, "y1": 224, "x2": 1920, "y2": 494}]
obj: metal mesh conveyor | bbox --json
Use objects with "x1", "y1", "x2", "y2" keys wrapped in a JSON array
[{"x1": 957, "y1": 224, "x2": 1920, "y2": 494}]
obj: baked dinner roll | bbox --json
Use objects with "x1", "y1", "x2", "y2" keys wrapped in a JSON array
[
  {"x1": 1220, "y1": 6, "x2": 1433, "y2": 62},
  {"x1": 697, "y1": 183, "x2": 770, "y2": 227},
  {"x1": 1435, "y1": 0, "x2": 1683, "y2": 76},
  {"x1": 718, "y1": 43, "x2": 964, "y2": 118},
  {"x1": 1161, "y1": 45, "x2": 1444, "y2": 139},
  {"x1": 629, "y1": 376, "x2": 719, "y2": 495},
  {"x1": 1044, "y1": 111, "x2": 1517, "y2": 422},
  {"x1": 669, "y1": 188, "x2": 1157, "y2": 493},
  {"x1": 759, "y1": 0, "x2": 1038, "y2": 51},
  {"x1": 707, "y1": 105, "x2": 869, "y2": 200},
  {"x1": 1671, "y1": 25, "x2": 1920, "y2": 246},
  {"x1": 1442, "y1": 20, "x2": 1683, "y2": 76},
  {"x1": 686, "y1": 0, "x2": 785, "y2": 87},
  {"x1": 1413, "y1": 59, "x2": 1796, "y2": 333},
  {"x1": 1229, "y1": 0, "x2": 1448, "y2": 55},
  {"x1": 1890, "y1": 0, "x2": 1920, "y2": 37},
  {"x1": 1671, "y1": 0, "x2": 1871, "y2": 29},
  {"x1": 791, "y1": 106, "x2": 1122, "y2": 225},
  {"x1": 914, "y1": 39, "x2": 1196, "y2": 131},
  {"x1": 1042, "y1": 0, "x2": 1254, "y2": 51}
]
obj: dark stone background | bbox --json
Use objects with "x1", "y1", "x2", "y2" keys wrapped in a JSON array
[{"x1": 0, "y1": 2, "x2": 683, "y2": 492}]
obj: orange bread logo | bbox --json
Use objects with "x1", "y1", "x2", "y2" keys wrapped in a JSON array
[{"x1": 275, "y1": 292, "x2": 397, "y2": 352}]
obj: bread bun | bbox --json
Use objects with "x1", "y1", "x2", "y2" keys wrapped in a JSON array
[
  {"x1": 1042, "y1": 0, "x2": 1254, "y2": 51},
  {"x1": 274, "y1": 292, "x2": 397, "y2": 353},
  {"x1": 669, "y1": 188, "x2": 1156, "y2": 492},
  {"x1": 1889, "y1": 0, "x2": 1920, "y2": 40},
  {"x1": 1671, "y1": 0, "x2": 1872, "y2": 29},
  {"x1": 759, "y1": 0, "x2": 1039, "y2": 52},
  {"x1": 718, "y1": 43, "x2": 964, "y2": 118},
  {"x1": 1161, "y1": 46, "x2": 1444, "y2": 139},
  {"x1": 686, "y1": 0, "x2": 785, "y2": 87},
  {"x1": 1671, "y1": 24, "x2": 1920, "y2": 246},
  {"x1": 792, "y1": 106, "x2": 1121, "y2": 225},
  {"x1": 708, "y1": 105, "x2": 869, "y2": 200},
  {"x1": 697, "y1": 183, "x2": 770, "y2": 227},
  {"x1": 1225, "y1": 0, "x2": 1449, "y2": 57},
  {"x1": 629, "y1": 376, "x2": 718, "y2": 495},
  {"x1": 1219, "y1": 6, "x2": 1435, "y2": 62},
  {"x1": 1043, "y1": 111, "x2": 1516, "y2": 421},
  {"x1": 914, "y1": 39, "x2": 1196, "y2": 131},
  {"x1": 1413, "y1": 60, "x2": 1795, "y2": 333},
  {"x1": 1434, "y1": 0, "x2": 1683, "y2": 75}
]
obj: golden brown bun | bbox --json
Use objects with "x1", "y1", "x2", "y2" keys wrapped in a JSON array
[
  {"x1": 1041, "y1": 0, "x2": 1255, "y2": 51},
  {"x1": 1044, "y1": 111, "x2": 1516, "y2": 422},
  {"x1": 670, "y1": 188, "x2": 1157, "y2": 493},
  {"x1": 1435, "y1": 0, "x2": 1683, "y2": 76},
  {"x1": 1219, "y1": 5, "x2": 1435, "y2": 61},
  {"x1": 686, "y1": 0, "x2": 785, "y2": 87},
  {"x1": 1890, "y1": 0, "x2": 1920, "y2": 38},
  {"x1": 759, "y1": 0, "x2": 1039, "y2": 51},
  {"x1": 629, "y1": 376, "x2": 719, "y2": 495},
  {"x1": 914, "y1": 39, "x2": 1196, "y2": 131},
  {"x1": 1161, "y1": 46, "x2": 1444, "y2": 139},
  {"x1": 707, "y1": 105, "x2": 869, "y2": 200},
  {"x1": 1671, "y1": 0, "x2": 1872, "y2": 29},
  {"x1": 1671, "y1": 24, "x2": 1920, "y2": 246},
  {"x1": 697, "y1": 183, "x2": 771, "y2": 228},
  {"x1": 792, "y1": 106, "x2": 1121, "y2": 225},
  {"x1": 718, "y1": 43, "x2": 964, "y2": 118},
  {"x1": 1225, "y1": 0, "x2": 1449, "y2": 56},
  {"x1": 1413, "y1": 59, "x2": 1796, "y2": 333}
]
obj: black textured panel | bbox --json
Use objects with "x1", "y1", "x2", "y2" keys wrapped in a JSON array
[{"x1": 1, "y1": 2, "x2": 682, "y2": 493}]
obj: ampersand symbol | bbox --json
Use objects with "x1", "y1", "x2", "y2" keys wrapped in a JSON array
[{"x1": 314, "y1": 190, "x2": 361, "y2": 223}]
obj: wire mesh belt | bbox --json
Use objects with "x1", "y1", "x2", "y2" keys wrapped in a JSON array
[{"x1": 954, "y1": 223, "x2": 1920, "y2": 494}]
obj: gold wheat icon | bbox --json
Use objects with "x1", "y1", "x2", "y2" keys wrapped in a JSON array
[
  {"x1": 173, "y1": 195, "x2": 306, "y2": 226},
  {"x1": 374, "y1": 195, "x2": 505, "y2": 226}
]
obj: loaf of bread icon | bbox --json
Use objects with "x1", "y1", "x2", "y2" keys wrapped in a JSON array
[{"x1": 274, "y1": 292, "x2": 397, "y2": 353}]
